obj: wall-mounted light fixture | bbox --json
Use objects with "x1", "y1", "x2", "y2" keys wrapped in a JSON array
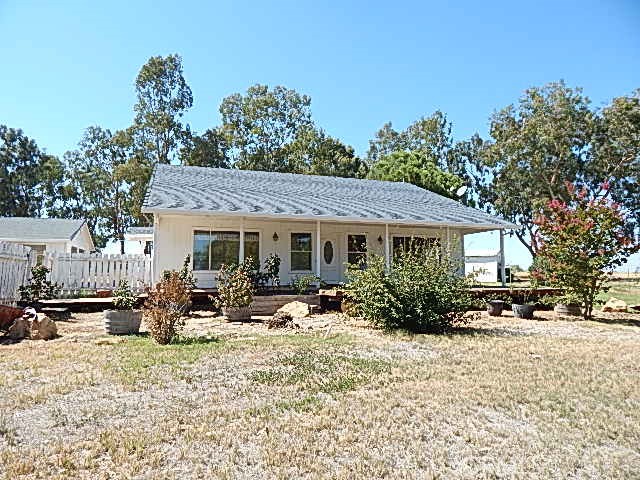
[
  {"x1": 273, "y1": 232, "x2": 279, "y2": 242},
  {"x1": 377, "y1": 235, "x2": 383, "y2": 245}
]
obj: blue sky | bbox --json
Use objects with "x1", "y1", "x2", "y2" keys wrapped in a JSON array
[{"x1": 1, "y1": 0, "x2": 639, "y2": 269}]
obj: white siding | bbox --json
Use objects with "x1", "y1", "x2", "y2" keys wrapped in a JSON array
[{"x1": 154, "y1": 214, "x2": 465, "y2": 288}]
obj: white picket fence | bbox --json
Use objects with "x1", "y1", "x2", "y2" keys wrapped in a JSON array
[
  {"x1": 39, "y1": 252, "x2": 152, "y2": 296},
  {"x1": 0, "y1": 242, "x2": 31, "y2": 305}
]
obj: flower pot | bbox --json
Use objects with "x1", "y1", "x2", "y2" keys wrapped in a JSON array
[
  {"x1": 554, "y1": 304, "x2": 582, "y2": 317},
  {"x1": 222, "y1": 306, "x2": 252, "y2": 321},
  {"x1": 486, "y1": 300, "x2": 504, "y2": 317},
  {"x1": 512, "y1": 304, "x2": 534, "y2": 319},
  {"x1": 104, "y1": 309, "x2": 142, "y2": 335}
]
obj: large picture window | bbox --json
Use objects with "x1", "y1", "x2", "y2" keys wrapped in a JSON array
[
  {"x1": 193, "y1": 230, "x2": 260, "y2": 270},
  {"x1": 291, "y1": 233, "x2": 312, "y2": 271},
  {"x1": 347, "y1": 234, "x2": 367, "y2": 265},
  {"x1": 392, "y1": 236, "x2": 439, "y2": 260}
]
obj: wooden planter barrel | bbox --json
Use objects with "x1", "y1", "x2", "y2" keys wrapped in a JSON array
[
  {"x1": 222, "y1": 306, "x2": 252, "y2": 321},
  {"x1": 554, "y1": 304, "x2": 582, "y2": 317},
  {"x1": 512, "y1": 304, "x2": 535, "y2": 319},
  {"x1": 486, "y1": 300, "x2": 504, "y2": 317},
  {"x1": 104, "y1": 310, "x2": 142, "y2": 335}
]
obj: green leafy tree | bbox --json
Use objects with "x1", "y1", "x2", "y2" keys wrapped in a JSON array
[
  {"x1": 133, "y1": 54, "x2": 193, "y2": 165},
  {"x1": 531, "y1": 182, "x2": 639, "y2": 319},
  {"x1": 62, "y1": 127, "x2": 135, "y2": 252},
  {"x1": 220, "y1": 84, "x2": 313, "y2": 172},
  {"x1": 179, "y1": 127, "x2": 230, "y2": 168},
  {"x1": 0, "y1": 125, "x2": 65, "y2": 217},
  {"x1": 367, "y1": 151, "x2": 462, "y2": 198}
]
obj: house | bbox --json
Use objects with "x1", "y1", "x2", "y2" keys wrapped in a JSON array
[
  {"x1": 0, "y1": 217, "x2": 94, "y2": 263},
  {"x1": 465, "y1": 249, "x2": 502, "y2": 283},
  {"x1": 124, "y1": 227, "x2": 154, "y2": 255},
  {"x1": 142, "y1": 165, "x2": 516, "y2": 288}
]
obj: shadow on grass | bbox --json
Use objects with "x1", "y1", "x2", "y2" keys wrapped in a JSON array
[{"x1": 585, "y1": 316, "x2": 640, "y2": 328}]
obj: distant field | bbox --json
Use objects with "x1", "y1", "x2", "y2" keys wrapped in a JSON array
[{"x1": 599, "y1": 279, "x2": 640, "y2": 306}]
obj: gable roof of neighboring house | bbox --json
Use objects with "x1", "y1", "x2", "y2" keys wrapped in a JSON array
[
  {"x1": 0, "y1": 217, "x2": 91, "y2": 244},
  {"x1": 142, "y1": 165, "x2": 517, "y2": 230}
]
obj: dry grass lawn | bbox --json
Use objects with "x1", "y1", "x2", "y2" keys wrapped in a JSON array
[{"x1": 1, "y1": 308, "x2": 639, "y2": 479}]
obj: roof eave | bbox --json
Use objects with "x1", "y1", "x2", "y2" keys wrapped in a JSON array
[{"x1": 142, "y1": 207, "x2": 517, "y2": 230}]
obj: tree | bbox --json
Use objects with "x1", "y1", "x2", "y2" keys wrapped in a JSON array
[
  {"x1": 220, "y1": 84, "x2": 313, "y2": 172},
  {"x1": 62, "y1": 127, "x2": 135, "y2": 252},
  {"x1": 367, "y1": 151, "x2": 462, "y2": 198},
  {"x1": 531, "y1": 182, "x2": 639, "y2": 319},
  {"x1": 470, "y1": 82, "x2": 640, "y2": 256},
  {"x1": 0, "y1": 125, "x2": 65, "y2": 217},
  {"x1": 179, "y1": 127, "x2": 230, "y2": 168},
  {"x1": 133, "y1": 54, "x2": 193, "y2": 165},
  {"x1": 283, "y1": 128, "x2": 368, "y2": 178}
]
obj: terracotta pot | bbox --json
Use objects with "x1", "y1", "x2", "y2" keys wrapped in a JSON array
[
  {"x1": 222, "y1": 306, "x2": 252, "y2": 321},
  {"x1": 554, "y1": 304, "x2": 582, "y2": 317},
  {"x1": 104, "y1": 310, "x2": 142, "y2": 334},
  {"x1": 486, "y1": 300, "x2": 504, "y2": 317},
  {"x1": 512, "y1": 304, "x2": 534, "y2": 319}
]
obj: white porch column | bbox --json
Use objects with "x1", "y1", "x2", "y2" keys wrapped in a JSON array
[
  {"x1": 239, "y1": 217, "x2": 245, "y2": 262},
  {"x1": 499, "y1": 229, "x2": 506, "y2": 287},
  {"x1": 151, "y1": 213, "x2": 159, "y2": 283},
  {"x1": 316, "y1": 220, "x2": 321, "y2": 286},
  {"x1": 384, "y1": 223, "x2": 390, "y2": 270},
  {"x1": 446, "y1": 226, "x2": 451, "y2": 254}
]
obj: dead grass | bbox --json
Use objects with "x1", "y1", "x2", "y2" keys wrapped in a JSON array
[{"x1": 0, "y1": 309, "x2": 639, "y2": 479}]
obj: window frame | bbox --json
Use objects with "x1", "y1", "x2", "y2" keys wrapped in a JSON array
[
  {"x1": 346, "y1": 233, "x2": 368, "y2": 266},
  {"x1": 289, "y1": 231, "x2": 314, "y2": 273},
  {"x1": 192, "y1": 228, "x2": 262, "y2": 272},
  {"x1": 391, "y1": 234, "x2": 441, "y2": 262}
]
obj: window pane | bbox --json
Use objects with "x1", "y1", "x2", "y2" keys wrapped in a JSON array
[
  {"x1": 211, "y1": 231, "x2": 240, "y2": 270},
  {"x1": 193, "y1": 231, "x2": 210, "y2": 270},
  {"x1": 291, "y1": 233, "x2": 312, "y2": 252},
  {"x1": 244, "y1": 232, "x2": 260, "y2": 262},
  {"x1": 291, "y1": 251, "x2": 312, "y2": 271},
  {"x1": 348, "y1": 234, "x2": 367, "y2": 253}
]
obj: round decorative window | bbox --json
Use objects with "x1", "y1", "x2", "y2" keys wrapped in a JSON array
[{"x1": 323, "y1": 241, "x2": 334, "y2": 264}]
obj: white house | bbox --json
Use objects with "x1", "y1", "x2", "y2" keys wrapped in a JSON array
[
  {"x1": 124, "y1": 227, "x2": 154, "y2": 255},
  {"x1": 142, "y1": 165, "x2": 515, "y2": 288},
  {"x1": 0, "y1": 217, "x2": 94, "y2": 262}
]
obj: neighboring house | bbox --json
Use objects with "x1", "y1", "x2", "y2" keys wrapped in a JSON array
[
  {"x1": 0, "y1": 217, "x2": 94, "y2": 262},
  {"x1": 142, "y1": 165, "x2": 516, "y2": 288},
  {"x1": 124, "y1": 227, "x2": 154, "y2": 255},
  {"x1": 465, "y1": 249, "x2": 502, "y2": 283}
]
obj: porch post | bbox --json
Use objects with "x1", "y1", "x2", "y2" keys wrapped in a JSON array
[
  {"x1": 151, "y1": 214, "x2": 159, "y2": 283},
  {"x1": 239, "y1": 217, "x2": 245, "y2": 262},
  {"x1": 446, "y1": 226, "x2": 451, "y2": 254},
  {"x1": 316, "y1": 220, "x2": 321, "y2": 287},
  {"x1": 499, "y1": 229, "x2": 506, "y2": 287},
  {"x1": 384, "y1": 223, "x2": 390, "y2": 270}
]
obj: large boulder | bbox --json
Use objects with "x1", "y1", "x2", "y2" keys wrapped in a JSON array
[
  {"x1": 30, "y1": 314, "x2": 57, "y2": 340},
  {"x1": 277, "y1": 301, "x2": 311, "y2": 318},
  {"x1": 7, "y1": 318, "x2": 30, "y2": 340},
  {"x1": 601, "y1": 297, "x2": 627, "y2": 313}
]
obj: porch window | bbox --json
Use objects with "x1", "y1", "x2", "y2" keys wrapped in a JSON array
[
  {"x1": 24, "y1": 244, "x2": 45, "y2": 265},
  {"x1": 291, "y1": 233, "x2": 312, "y2": 271},
  {"x1": 347, "y1": 234, "x2": 367, "y2": 265},
  {"x1": 392, "y1": 236, "x2": 440, "y2": 260},
  {"x1": 192, "y1": 230, "x2": 260, "y2": 270}
]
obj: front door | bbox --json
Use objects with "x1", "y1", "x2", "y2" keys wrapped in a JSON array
[{"x1": 320, "y1": 235, "x2": 340, "y2": 284}]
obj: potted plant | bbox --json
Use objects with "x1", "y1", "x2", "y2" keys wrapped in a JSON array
[
  {"x1": 104, "y1": 280, "x2": 142, "y2": 334},
  {"x1": 485, "y1": 294, "x2": 507, "y2": 317},
  {"x1": 511, "y1": 288, "x2": 535, "y2": 319},
  {"x1": 216, "y1": 264, "x2": 254, "y2": 321},
  {"x1": 552, "y1": 293, "x2": 583, "y2": 317}
]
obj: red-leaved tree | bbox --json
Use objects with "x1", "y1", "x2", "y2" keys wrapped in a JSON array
[{"x1": 532, "y1": 182, "x2": 639, "y2": 319}]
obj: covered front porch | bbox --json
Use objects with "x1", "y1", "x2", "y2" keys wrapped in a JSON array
[{"x1": 151, "y1": 213, "x2": 508, "y2": 289}]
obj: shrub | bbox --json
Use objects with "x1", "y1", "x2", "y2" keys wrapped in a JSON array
[
  {"x1": 344, "y1": 247, "x2": 474, "y2": 333},
  {"x1": 216, "y1": 263, "x2": 254, "y2": 309},
  {"x1": 263, "y1": 253, "x2": 281, "y2": 288},
  {"x1": 19, "y1": 264, "x2": 61, "y2": 303},
  {"x1": 112, "y1": 280, "x2": 137, "y2": 310},
  {"x1": 144, "y1": 271, "x2": 190, "y2": 345},
  {"x1": 290, "y1": 273, "x2": 319, "y2": 295},
  {"x1": 532, "y1": 182, "x2": 639, "y2": 319},
  {"x1": 162, "y1": 255, "x2": 196, "y2": 291}
]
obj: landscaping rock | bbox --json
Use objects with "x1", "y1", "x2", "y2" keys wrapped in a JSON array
[
  {"x1": 602, "y1": 297, "x2": 627, "y2": 313},
  {"x1": 30, "y1": 314, "x2": 57, "y2": 340},
  {"x1": 266, "y1": 311, "x2": 298, "y2": 329},
  {"x1": 7, "y1": 317, "x2": 30, "y2": 340},
  {"x1": 277, "y1": 301, "x2": 311, "y2": 318}
]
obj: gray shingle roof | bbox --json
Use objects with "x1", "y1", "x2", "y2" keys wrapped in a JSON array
[
  {"x1": 0, "y1": 217, "x2": 86, "y2": 241},
  {"x1": 143, "y1": 165, "x2": 516, "y2": 229}
]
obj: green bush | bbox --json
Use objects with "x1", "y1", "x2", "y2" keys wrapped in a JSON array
[
  {"x1": 112, "y1": 279, "x2": 137, "y2": 310},
  {"x1": 291, "y1": 273, "x2": 319, "y2": 295},
  {"x1": 344, "y1": 248, "x2": 474, "y2": 333},
  {"x1": 19, "y1": 264, "x2": 61, "y2": 303}
]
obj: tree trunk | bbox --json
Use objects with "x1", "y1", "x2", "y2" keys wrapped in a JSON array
[{"x1": 120, "y1": 238, "x2": 125, "y2": 254}]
